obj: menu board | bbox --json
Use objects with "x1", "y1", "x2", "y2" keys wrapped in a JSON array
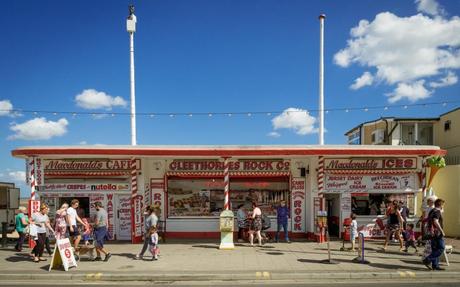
[{"x1": 118, "y1": 195, "x2": 131, "y2": 240}]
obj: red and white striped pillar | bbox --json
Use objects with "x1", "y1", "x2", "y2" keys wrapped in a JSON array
[
  {"x1": 130, "y1": 158, "x2": 142, "y2": 243},
  {"x1": 223, "y1": 157, "x2": 230, "y2": 210},
  {"x1": 29, "y1": 157, "x2": 36, "y2": 200},
  {"x1": 317, "y1": 156, "x2": 324, "y2": 194},
  {"x1": 421, "y1": 158, "x2": 428, "y2": 207}
]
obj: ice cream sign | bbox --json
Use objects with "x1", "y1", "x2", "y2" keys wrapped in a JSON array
[{"x1": 324, "y1": 174, "x2": 416, "y2": 192}]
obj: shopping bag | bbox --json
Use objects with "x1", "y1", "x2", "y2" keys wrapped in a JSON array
[{"x1": 29, "y1": 224, "x2": 38, "y2": 237}]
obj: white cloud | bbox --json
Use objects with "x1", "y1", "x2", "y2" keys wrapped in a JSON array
[
  {"x1": 416, "y1": 0, "x2": 444, "y2": 17},
  {"x1": 429, "y1": 71, "x2": 458, "y2": 88},
  {"x1": 271, "y1": 108, "x2": 317, "y2": 135},
  {"x1": 386, "y1": 80, "x2": 432, "y2": 103},
  {"x1": 8, "y1": 171, "x2": 26, "y2": 183},
  {"x1": 334, "y1": 11, "x2": 460, "y2": 102},
  {"x1": 0, "y1": 100, "x2": 13, "y2": 116},
  {"x1": 8, "y1": 117, "x2": 69, "y2": 140},
  {"x1": 267, "y1": 131, "x2": 281, "y2": 138},
  {"x1": 79, "y1": 141, "x2": 87, "y2": 145},
  {"x1": 75, "y1": 89, "x2": 127, "y2": 110},
  {"x1": 350, "y1": 71, "x2": 374, "y2": 90}
]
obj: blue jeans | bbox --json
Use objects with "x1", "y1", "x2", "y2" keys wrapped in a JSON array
[
  {"x1": 426, "y1": 236, "x2": 445, "y2": 268},
  {"x1": 276, "y1": 221, "x2": 289, "y2": 242}
]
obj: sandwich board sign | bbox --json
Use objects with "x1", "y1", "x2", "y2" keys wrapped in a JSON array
[{"x1": 49, "y1": 238, "x2": 77, "y2": 271}]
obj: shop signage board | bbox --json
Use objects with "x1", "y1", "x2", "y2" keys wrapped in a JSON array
[
  {"x1": 324, "y1": 158, "x2": 417, "y2": 170},
  {"x1": 35, "y1": 158, "x2": 44, "y2": 186},
  {"x1": 106, "y1": 194, "x2": 115, "y2": 239},
  {"x1": 150, "y1": 179, "x2": 165, "y2": 220},
  {"x1": 43, "y1": 183, "x2": 130, "y2": 192},
  {"x1": 43, "y1": 159, "x2": 140, "y2": 171},
  {"x1": 324, "y1": 174, "x2": 416, "y2": 192},
  {"x1": 117, "y1": 195, "x2": 132, "y2": 240},
  {"x1": 291, "y1": 178, "x2": 305, "y2": 233},
  {"x1": 169, "y1": 159, "x2": 290, "y2": 171},
  {"x1": 132, "y1": 195, "x2": 143, "y2": 238},
  {"x1": 49, "y1": 238, "x2": 77, "y2": 271}
]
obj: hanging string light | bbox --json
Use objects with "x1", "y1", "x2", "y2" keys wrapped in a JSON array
[{"x1": 0, "y1": 100, "x2": 458, "y2": 119}]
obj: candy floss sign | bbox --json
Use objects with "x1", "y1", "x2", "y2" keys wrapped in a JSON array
[{"x1": 291, "y1": 178, "x2": 305, "y2": 233}]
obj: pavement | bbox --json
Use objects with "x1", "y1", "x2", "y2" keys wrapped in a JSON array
[{"x1": 0, "y1": 237, "x2": 459, "y2": 284}]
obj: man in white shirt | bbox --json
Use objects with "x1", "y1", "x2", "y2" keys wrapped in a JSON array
[{"x1": 66, "y1": 199, "x2": 87, "y2": 259}]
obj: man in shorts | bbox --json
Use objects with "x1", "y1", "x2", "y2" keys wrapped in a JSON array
[
  {"x1": 67, "y1": 199, "x2": 88, "y2": 259},
  {"x1": 93, "y1": 201, "x2": 111, "y2": 262}
]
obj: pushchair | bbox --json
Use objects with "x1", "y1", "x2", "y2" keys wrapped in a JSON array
[{"x1": 260, "y1": 214, "x2": 272, "y2": 244}]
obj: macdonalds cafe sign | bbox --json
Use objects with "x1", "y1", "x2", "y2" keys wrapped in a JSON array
[
  {"x1": 169, "y1": 160, "x2": 291, "y2": 171},
  {"x1": 44, "y1": 159, "x2": 140, "y2": 171}
]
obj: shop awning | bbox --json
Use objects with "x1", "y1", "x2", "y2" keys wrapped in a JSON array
[
  {"x1": 45, "y1": 171, "x2": 130, "y2": 178},
  {"x1": 166, "y1": 171, "x2": 291, "y2": 178}
]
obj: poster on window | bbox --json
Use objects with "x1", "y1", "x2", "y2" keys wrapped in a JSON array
[
  {"x1": 324, "y1": 174, "x2": 416, "y2": 192},
  {"x1": 117, "y1": 195, "x2": 132, "y2": 240}
]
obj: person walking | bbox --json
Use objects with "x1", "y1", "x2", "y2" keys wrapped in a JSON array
[
  {"x1": 403, "y1": 223, "x2": 418, "y2": 253},
  {"x1": 67, "y1": 199, "x2": 88, "y2": 260},
  {"x1": 14, "y1": 206, "x2": 29, "y2": 252},
  {"x1": 248, "y1": 202, "x2": 262, "y2": 247},
  {"x1": 275, "y1": 200, "x2": 290, "y2": 243},
  {"x1": 236, "y1": 204, "x2": 247, "y2": 243},
  {"x1": 93, "y1": 202, "x2": 111, "y2": 262},
  {"x1": 423, "y1": 199, "x2": 446, "y2": 271},
  {"x1": 135, "y1": 205, "x2": 158, "y2": 260},
  {"x1": 148, "y1": 226, "x2": 160, "y2": 261},
  {"x1": 54, "y1": 203, "x2": 69, "y2": 240},
  {"x1": 31, "y1": 204, "x2": 54, "y2": 263},
  {"x1": 350, "y1": 213, "x2": 358, "y2": 251},
  {"x1": 383, "y1": 200, "x2": 404, "y2": 251}
]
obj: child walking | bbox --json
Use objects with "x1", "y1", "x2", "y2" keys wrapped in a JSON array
[
  {"x1": 350, "y1": 213, "x2": 358, "y2": 251},
  {"x1": 403, "y1": 223, "x2": 418, "y2": 253},
  {"x1": 148, "y1": 226, "x2": 160, "y2": 261},
  {"x1": 81, "y1": 218, "x2": 93, "y2": 246}
]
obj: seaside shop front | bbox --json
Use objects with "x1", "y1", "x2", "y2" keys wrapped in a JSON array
[
  {"x1": 12, "y1": 145, "x2": 444, "y2": 242},
  {"x1": 322, "y1": 157, "x2": 420, "y2": 238}
]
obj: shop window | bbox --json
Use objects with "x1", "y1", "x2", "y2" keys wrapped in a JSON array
[
  {"x1": 444, "y1": 120, "x2": 451, "y2": 131},
  {"x1": 167, "y1": 178, "x2": 289, "y2": 217},
  {"x1": 351, "y1": 194, "x2": 412, "y2": 216}
]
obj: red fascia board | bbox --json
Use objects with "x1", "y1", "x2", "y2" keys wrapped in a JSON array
[{"x1": 11, "y1": 148, "x2": 446, "y2": 157}]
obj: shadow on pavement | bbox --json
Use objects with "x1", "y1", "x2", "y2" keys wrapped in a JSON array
[
  {"x1": 115, "y1": 253, "x2": 137, "y2": 259},
  {"x1": 4, "y1": 253, "x2": 34, "y2": 263},
  {"x1": 192, "y1": 244, "x2": 219, "y2": 249},
  {"x1": 265, "y1": 252, "x2": 284, "y2": 256},
  {"x1": 297, "y1": 257, "x2": 428, "y2": 271}
]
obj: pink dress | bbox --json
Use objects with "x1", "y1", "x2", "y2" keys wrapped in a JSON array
[{"x1": 54, "y1": 210, "x2": 68, "y2": 240}]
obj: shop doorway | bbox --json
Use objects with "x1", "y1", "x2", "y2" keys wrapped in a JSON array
[
  {"x1": 325, "y1": 194, "x2": 340, "y2": 237},
  {"x1": 59, "y1": 197, "x2": 90, "y2": 219}
]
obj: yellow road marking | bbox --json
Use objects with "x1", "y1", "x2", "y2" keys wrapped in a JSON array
[
  {"x1": 256, "y1": 272, "x2": 262, "y2": 278},
  {"x1": 263, "y1": 272, "x2": 270, "y2": 279},
  {"x1": 398, "y1": 271, "x2": 407, "y2": 277},
  {"x1": 406, "y1": 271, "x2": 416, "y2": 278}
]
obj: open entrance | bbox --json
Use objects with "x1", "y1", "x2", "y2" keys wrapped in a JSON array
[
  {"x1": 324, "y1": 194, "x2": 340, "y2": 237},
  {"x1": 59, "y1": 197, "x2": 90, "y2": 219}
]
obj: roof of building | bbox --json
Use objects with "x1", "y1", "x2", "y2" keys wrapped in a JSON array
[
  {"x1": 11, "y1": 144, "x2": 446, "y2": 158},
  {"x1": 344, "y1": 117, "x2": 440, "y2": 136}
]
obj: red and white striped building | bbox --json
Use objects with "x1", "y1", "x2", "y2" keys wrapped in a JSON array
[{"x1": 12, "y1": 145, "x2": 445, "y2": 242}]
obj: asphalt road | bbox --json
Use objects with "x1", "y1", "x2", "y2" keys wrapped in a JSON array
[{"x1": 1, "y1": 280, "x2": 459, "y2": 286}]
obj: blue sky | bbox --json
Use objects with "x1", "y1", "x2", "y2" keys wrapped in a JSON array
[{"x1": 1, "y1": 0, "x2": 459, "y2": 196}]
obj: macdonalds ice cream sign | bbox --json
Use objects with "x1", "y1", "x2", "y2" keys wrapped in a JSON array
[{"x1": 324, "y1": 158, "x2": 417, "y2": 170}]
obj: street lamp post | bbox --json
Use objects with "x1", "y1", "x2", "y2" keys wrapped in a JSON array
[{"x1": 127, "y1": 5, "x2": 137, "y2": 146}]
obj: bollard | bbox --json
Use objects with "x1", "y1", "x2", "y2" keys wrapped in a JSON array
[
  {"x1": 1, "y1": 222, "x2": 7, "y2": 248},
  {"x1": 353, "y1": 232, "x2": 370, "y2": 264},
  {"x1": 320, "y1": 227, "x2": 338, "y2": 264}
]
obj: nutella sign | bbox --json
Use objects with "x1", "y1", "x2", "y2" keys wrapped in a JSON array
[{"x1": 324, "y1": 158, "x2": 417, "y2": 170}]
